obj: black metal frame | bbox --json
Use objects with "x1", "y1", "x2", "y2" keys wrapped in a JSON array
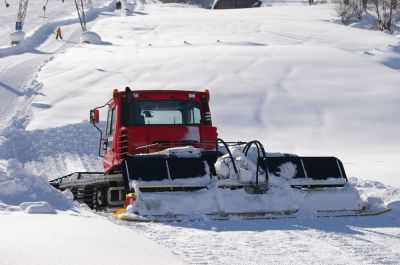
[
  {"x1": 49, "y1": 171, "x2": 104, "y2": 188},
  {"x1": 120, "y1": 138, "x2": 270, "y2": 193}
]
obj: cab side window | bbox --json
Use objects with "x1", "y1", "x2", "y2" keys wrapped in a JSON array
[
  {"x1": 106, "y1": 107, "x2": 116, "y2": 150},
  {"x1": 106, "y1": 107, "x2": 116, "y2": 136}
]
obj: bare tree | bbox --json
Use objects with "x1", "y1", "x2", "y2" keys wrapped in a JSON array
[
  {"x1": 335, "y1": 0, "x2": 359, "y2": 24},
  {"x1": 368, "y1": 0, "x2": 399, "y2": 33},
  {"x1": 336, "y1": 0, "x2": 399, "y2": 33},
  {"x1": 362, "y1": 0, "x2": 367, "y2": 9},
  {"x1": 350, "y1": 0, "x2": 364, "y2": 19}
]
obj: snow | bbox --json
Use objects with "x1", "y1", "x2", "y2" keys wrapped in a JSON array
[
  {"x1": 0, "y1": 1, "x2": 400, "y2": 264},
  {"x1": 126, "y1": 178, "x2": 364, "y2": 217},
  {"x1": 145, "y1": 145, "x2": 204, "y2": 157},
  {"x1": 9, "y1": 30, "x2": 26, "y2": 44},
  {"x1": 0, "y1": 0, "x2": 111, "y2": 48},
  {"x1": 20, "y1": 3, "x2": 400, "y2": 186},
  {"x1": 126, "y1": 205, "x2": 400, "y2": 265},
  {"x1": 0, "y1": 211, "x2": 186, "y2": 265},
  {"x1": 125, "y1": 2, "x2": 135, "y2": 15},
  {"x1": 120, "y1": 146, "x2": 364, "y2": 217},
  {"x1": 215, "y1": 146, "x2": 268, "y2": 182},
  {"x1": 18, "y1": 201, "x2": 56, "y2": 214},
  {"x1": 0, "y1": 159, "x2": 72, "y2": 210},
  {"x1": 80, "y1": 31, "x2": 103, "y2": 44}
]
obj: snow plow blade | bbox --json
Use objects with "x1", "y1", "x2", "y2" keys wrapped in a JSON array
[
  {"x1": 121, "y1": 153, "x2": 216, "y2": 191},
  {"x1": 261, "y1": 156, "x2": 348, "y2": 188}
]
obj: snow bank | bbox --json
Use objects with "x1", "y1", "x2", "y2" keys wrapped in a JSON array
[
  {"x1": 0, "y1": 160, "x2": 72, "y2": 211},
  {"x1": 352, "y1": 177, "x2": 400, "y2": 214},
  {"x1": 125, "y1": 2, "x2": 135, "y2": 15},
  {"x1": 0, "y1": 212, "x2": 186, "y2": 265},
  {"x1": 80, "y1": 31, "x2": 102, "y2": 44},
  {"x1": 19, "y1": 201, "x2": 56, "y2": 214},
  {"x1": 9, "y1": 31, "x2": 25, "y2": 44},
  {"x1": 0, "y1": 121, "x2": 103, "y2": 162}
]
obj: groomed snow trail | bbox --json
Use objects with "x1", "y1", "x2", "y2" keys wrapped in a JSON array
[
  {"x1": 121, "y1": 213, "x2": 400, "y2": 265},
  {"x1": 0, "y1": 1, "x2": 114, "y2": 176},
  {"x1": 0, "y1": 0, "x2": 115, "y2": 123},
  {"x1": 115, "y1": 180, "x2": 400, "y2": 265}
]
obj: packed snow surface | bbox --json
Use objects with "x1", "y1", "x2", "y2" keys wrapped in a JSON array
[
  {"x1": 22, "y1": 3, "x2": 400, "y2": 187},
  {"x1": 0, "y1": 0, "x2": 111, "y2": 48},
  {"x1": 80, "y1": 31, "x2": 103, "y2": 44},
  {"x1": 0, "y1": 1, "x2": 400, "y2": 265},
  {"x1": 0, "y1": 211, "x2": 185, "y2": 265}
]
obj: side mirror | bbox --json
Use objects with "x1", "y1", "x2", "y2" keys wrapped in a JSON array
[{"x1": 90, "y1": 109, "x2": 99, "y2": 124}]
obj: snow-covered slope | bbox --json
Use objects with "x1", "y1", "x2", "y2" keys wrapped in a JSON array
[
  {"x1": 1, "y1": 1, "x2": 400, "y2": 265},
  {"x1": 24, "y1": 3, "x2": 400, "y2": 186},
  {"x1": 0, "y1": 0, "x2": 111, "y2": 48}
]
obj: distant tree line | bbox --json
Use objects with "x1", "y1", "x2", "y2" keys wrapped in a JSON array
[{"x1": 335, "y1": 0, "x2": 399, "y2": 33}]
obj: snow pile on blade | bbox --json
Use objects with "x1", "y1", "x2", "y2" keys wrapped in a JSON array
[
  {"x1": 0, "y1": 159, "x2": 72, "y2": 213},
  {"x1": 215, "y1": 147, "x2": 267, "y2": 183},
  {"x1": 352, "y1": 177, "x2": 400, "y2": 211},
  {"x1": 117, "y1": 146, "x2": 367, "y2": 221},
  {"x1": 123, "y1": 179, "x2": 364, "y2": 217}
]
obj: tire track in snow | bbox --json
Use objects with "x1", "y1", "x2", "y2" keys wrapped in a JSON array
[
  {"x1": 338, "y1": 229, "x2": 400, "y2": 264},
  {"x1": 296, "y1": 223, "x2": 400, "y2": 265},
  {"x1": 122, "y1": 217, "x2": 400, "y2": 265},
  {"x1": 125, "y1": 223, "x2": 336, "y2": 264}
]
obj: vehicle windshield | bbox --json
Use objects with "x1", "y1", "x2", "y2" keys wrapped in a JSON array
[{"x1": 129, "y1": 100, "x2": 202, "y2": 125}]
